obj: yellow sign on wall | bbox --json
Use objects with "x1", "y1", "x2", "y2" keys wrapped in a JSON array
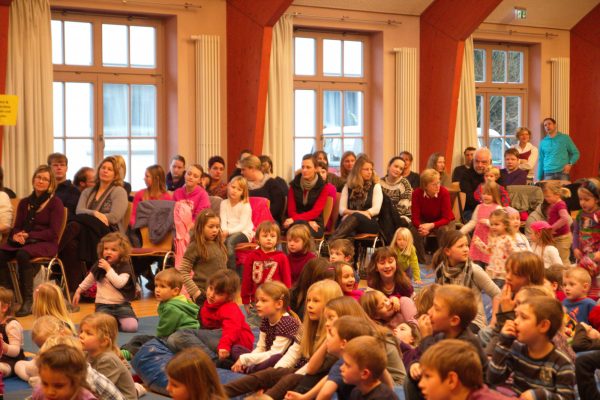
[{"x1": 0, "y1": 95, "x2": 18, "y2": 126}]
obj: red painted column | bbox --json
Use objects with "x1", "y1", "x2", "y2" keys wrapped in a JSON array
[
  {"x1": 570, "y1": 4, "x2": 600, "y2": 180},
  {"x1": 0, "y1": 0, "x2": 12, "y2": 162},
  {"x1": 226, "y1": 0, "x2": 292, "y2": 171},
  {"x1": 419, "y1": 0, "x2": 502, "y2": 170}
]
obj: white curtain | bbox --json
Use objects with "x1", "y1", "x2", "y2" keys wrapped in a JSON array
[
  {"x1": 2, "y1": 0, "x2": 53, "y2": 197},
  {"x1": 263, "y1": 14, "x2": 293, "y2": 180},
  {"x1": 452, "y1": 36, "x2": 478, "y2": 171}
]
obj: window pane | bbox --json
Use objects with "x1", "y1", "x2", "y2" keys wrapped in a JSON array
[
  {"x1": 54, "y1": 139, "x2": 64, "y2": 154},
  {"x1": 53, "y1": 82, "x2": 64, "y2": 137},
  {"x1": 294, "y1": 90, "x2": 316, "y2": 137},
  {"x1": 102, "y1": 24, "x2": 128, "y2": 67},
  {"x1": 65, "y1": 139, "x2": 94, "y2": 178},
  {"x1": 474, "y1": 49, "x2": 485, "y2": 82},
  {"x1": 103, "y1": 84, "x2": 129, "y2": 137},
  {"x1": 505, "y1": 96, "x2": 521, "y2": 135},
  {"x1": 294, "y1": 138, "x2": 316, "y2": 172},
  {"x1": 64, "y1": 21, "x2": 92, "y2": 66},
  {"x1": 131, "y1": 85, "x2": 156, "y2": 136},
  {"x1": 492, "y1": 50, "x2": 506, "y2": 83},
  {"x1": 323, "y1": 91, "x2": 341, "y2": 136},
  {"x1": 343, "y1": 138, "x2": 363, "y2": 155},
  {"x1": 130, "y1": 26, "x2": 156, "y2": 68},
  {"x1": 343, "y1": 41, "x2": 363, "y2": 77},
  {"x1": 131, "y1": 139, "x2": 157, "y2": 190},
  {"x1": 104, "y1": 139, "x2": 130, "y2": 182},
  {"x1": 294, "y1": 37, "x2": 315, "y2": 76},
  {"x1": 65, "y1": 82, "x2": 93, "y2": 137},
  {"x1": 323, "y1": 138, "x2": 342, "y2": 168},
  {"x1": 344, "y1": 91, "x2": 362, "y2": 137},
  {"x1": 476, "y1": 94, "x2": 483, "y2": 133},
  {"x1": 489, "y1": 137, "x2": 503, "y2": 166},
  {"x1": 508, "y1": 51, "x2": 523, "y2": 83},
  {"x1": 51, "y1": 20, "x2": 63, "y2": 64},
  {"x1": 323, "y1": 39, "x2": 342, "y2": 76},
  {"x1": 489, "y1": 95, "x2": 503, "y2": 136}
]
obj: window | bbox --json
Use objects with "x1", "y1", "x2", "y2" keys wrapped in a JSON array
[
  {"x1": 52, "y1": 14, "x2": 162, "y2": 190},
  {"x1": 293, "y1": 31, "x2": 369, "y2": 172},
  {"x1": 474, "y1": 43, "x2": 527, "y2": 166}
]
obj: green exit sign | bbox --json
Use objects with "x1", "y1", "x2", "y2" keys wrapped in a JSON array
[{"x1": 514, "y1": 8, "x2": 527, "y2": 20}]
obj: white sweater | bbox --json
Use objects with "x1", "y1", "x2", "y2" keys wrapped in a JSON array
[
  {"x1": 220, "y1": 199, "x2": 254, "y2": 241},
  {"x1": 532, "y1": 243, "x2": 563, "y2": 268}
]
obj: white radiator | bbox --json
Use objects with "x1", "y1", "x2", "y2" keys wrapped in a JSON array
[
  {"x1": 550, "y1": 57, "x2": 570, "y2": 133},
  {"x1": 193, "y1": 35, "x2": 221, "y2": 164},
  {"x1": 394, "y1": 48, "x2": 418, "y2": 166}
]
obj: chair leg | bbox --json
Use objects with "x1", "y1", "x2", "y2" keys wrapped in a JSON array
[
  {"x1": 8, "y1": 262, "x2": 22, "y2": 305},
  {"x1": 47, "y1": 258, "x2": 72, "y2": 305},
  {"x1": 162, "y1": 251, "x2": 175, "y2": 270}
]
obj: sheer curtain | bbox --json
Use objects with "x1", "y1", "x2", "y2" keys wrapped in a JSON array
[
  {"x1": 2, "y1": 0, "x2": 53, "y2": 196},
  {"x1": 452, "y1": 36, "x2": 478, "y2": 171},
  {"x1": 263, "y1": 14, "x2": 293, "y2": 180}
]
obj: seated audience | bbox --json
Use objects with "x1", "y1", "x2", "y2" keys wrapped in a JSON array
[
  {"x1": 460, "y1": 147, "x2": 503, "y2": 220},
  {"x1": 411, "y1": 169, "x2": 455, "y2": 244},
  {"x1": 0, "y1": 166, "x2": 16, "y2": 199},
  {"x1": 562, "y1": 267, "x2": 596, "y2": 326},
  {"x1": 229, "y1": 149, "x2": 253, "y2": 181},
  {"x1": 166, "y1": 154, "x2": 186, "y2": 191},
  {"x1": 501, "y1": 148, "x2": 528, "y2": 186},
  {"x1": 173, "y1": 164, "x2": 211, "y2": 220},
  {"x1": 426, "y1": 152, "x2": 452, "y2": 188},
  {"x1": 338, "y1": 151, "x2": 357, "y2": 191},
  {"x1": 73, "y1": 166, "x2": 95, "y2": 192},
  {"x1": 47, "y1": 153, "x2": 81, "y2": 220},
  {"x1": 206, "y1": 156, "x2": 228, "y2": 198},
  {"x1": 259, "y1": 155, "x2": 289, "y2": 196},
  {"x1": 451, "y1": 147, "x2": 476, "y2": 183},
  {"x1": 241, "y1": 155, "x2": 286, "y2": 224},
  {"x1": 399, "y1": 151, "x2": 420, "y2": 189},
  {"x1": 314, "y1": 151, "x2": 344, "y2": 191}
]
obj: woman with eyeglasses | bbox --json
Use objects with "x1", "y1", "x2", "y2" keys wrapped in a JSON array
[{"x1": 0, "y1": 165, "x2": 64, "y2": 316}]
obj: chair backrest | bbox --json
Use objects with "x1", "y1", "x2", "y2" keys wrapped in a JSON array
[
  {"x1": 450, "y1": 191, "x2": 465, "y2": 224},
  {"x1": 123, "y1": 202, "x2": 132, "y2": 229},
  {"x1": 248, "y1": 196, "x2": 274, "y2": 229},
  {"x1": 56, "y1": 207, "x2": 69, "y2": 244},
  {"x1": 9, "y1": 197, "x2": 20, "y2": 227},
  {"x1": 322, "y1": 196, "x2": 334, "y2": 227},
  {"x1": 327, "y1": 192, "x2": 341, "y2": 233},
  {"x1": 140, "y1": 226, "x2": 173, "y2": 251}
]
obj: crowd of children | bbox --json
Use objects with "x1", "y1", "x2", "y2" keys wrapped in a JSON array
[{"x1": 0, "y1": 154, "x2": 598, "y2": 400}]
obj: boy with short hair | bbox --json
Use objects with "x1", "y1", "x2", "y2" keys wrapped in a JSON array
[
  {"x1": 166, "y1": 154, "x2": 186, "y2": 191},
  {"x1": 154, "y1": 268, "x2": 200, "y2": 337},
  {"x1": 341, "y1": 336, "x2": 399, "y2": 400},
  {"x1": 488, "y1": 296, "x2": 575, "y2": 399},
  {"x1": 329, "y1": 239, "x2": 355, "y2": 263},
  {"x1": 501, "y1": 148, "x2": 528, "y2": 186},
  {"x1": 405, "y1": 285, "x2": 487, "y2": 399},
  {"x1": 419, "y1": 339, "x2": 511, "y2": 400},
  {"x1": 562, "y1": 267, "x2": 596, "y2": 324},
  {"x1": 544, "y1": 264, "x2": 566, "y2": 301}
]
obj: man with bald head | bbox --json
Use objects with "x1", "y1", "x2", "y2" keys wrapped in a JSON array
[{"x1": 459, "y1": 147, "x2": 503, "y2": 220}]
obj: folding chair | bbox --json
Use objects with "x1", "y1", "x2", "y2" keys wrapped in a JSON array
[{"x1": 8, "y1": 207, "x2": 71, "y2": 305}]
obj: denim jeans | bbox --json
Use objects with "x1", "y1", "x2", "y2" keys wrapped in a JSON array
[
  {"x1": 543, "y1": 171, "x2": 570, "y2": 181},
  {"x1": 224, "y1": 232, "x2": 249, "y2": 270},
  {"x1": 167, "y1": 328, "x2": 222, "y2": 360}
]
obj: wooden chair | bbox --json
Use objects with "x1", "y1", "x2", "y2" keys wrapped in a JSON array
[
  {"x1": 131, "y1": 227, "x2": 175, "y2": 270},
  {"x1": 354, "y1": 233, "x2": 385, "y2": 279},
  {"x1": 314, "y1": 196, "x2": 334, "y2": 255},
  {"x1": 8, "y1": 207, "x2": 71, "y2": 305}
]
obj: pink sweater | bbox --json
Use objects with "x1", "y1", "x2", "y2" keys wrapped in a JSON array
[{"x1": 173, "y1": 186, "x2": 211, "y2": 220}]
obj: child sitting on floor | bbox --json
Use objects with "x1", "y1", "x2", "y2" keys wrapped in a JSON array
[{"x1": 562, "y1": 267, "x2": 596, "y2": 326}]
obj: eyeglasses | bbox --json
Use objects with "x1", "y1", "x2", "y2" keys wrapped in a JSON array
[{"x1": 34, "y1": 176, "x2": 50, "y2": 182}]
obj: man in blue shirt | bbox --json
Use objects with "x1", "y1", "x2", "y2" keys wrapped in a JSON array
[{"x1": 537, "y1": 117, "x2": 580, "y2": 181}]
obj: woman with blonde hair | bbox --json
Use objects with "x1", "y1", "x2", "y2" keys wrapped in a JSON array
[
  {"x1": 240, "y1": 155, "x2": 286, "y2": 223},
  {"x1": 329, "y1": 155, "x2": 382, "y2": 241}
]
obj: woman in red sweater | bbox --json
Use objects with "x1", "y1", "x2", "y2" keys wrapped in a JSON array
[{"x1": 411, "y1": 169, "x2": 455, "y2": 248}]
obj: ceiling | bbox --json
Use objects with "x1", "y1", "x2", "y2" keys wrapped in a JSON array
[{"x1": 291, "y1": 0, "x2": 600, "y2": 30}]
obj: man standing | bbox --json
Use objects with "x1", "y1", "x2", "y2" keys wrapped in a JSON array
[
  {"x1": 459, "y1": 147, "x2": 503, "y2": 220},
  {"x1": 47, "y1": 153, "x2": 81, "y2": 220},
  {"x1": 451, "y1": 146, "x2": 476, "y2": 183},
  {"x1": 537, "y1": 117, "x2": 580, "y2": 181}
]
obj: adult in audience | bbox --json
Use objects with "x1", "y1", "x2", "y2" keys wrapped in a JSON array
[
  {"x1": 501, "y1": 148, "x2": 528, "y2": 186},
  {"x1": 285, "y1": 154, "x2": 328, "y2": 237},
  {"x1": 130, "y1": 164, "x2": 172, "y2": 227},
  {"x1": 229, "y1": 149, "x2": 253, "y2": 182},
  {"x1": 60, "y1": 156, "x2": 129, "y2": 294},
  {"x1": 426, "y1": 152, "x2": 452, "y2": 188},
  {"x1": 0, "y1": 184, "x2": 11, "y2": 237},
  {"x1": 0, "y1": 166, "x2": 16, "y2": 199},
  {"x1": 512, "y1": 127, "x2": 538, "y2": 183},
  {"x1": 206, "y1": 156, "x2": 228, "y2": 198},
  {"x1": 73, "y1": 167, "x2": 95, "y2": 192},
  {"x1": 328, "y1": 155, "x2": 382, "y2": 240},
  {"x1": 338, "y1": 151, "x2": 357, "y2": 189},
  {"x1": 411, "y1": 169, "x2": 454, "y2": 244},
  {"x1": 0, "y1": 165, "x2": 64, "y2": 316},
  {"x1": 399, "y1": 151, "x2": 420, "y2": 189},
  {"x1": 166, "y1": 155, "x2": 186, "y2": 191},
  {"x1": 240, "y1": 155, "x2": 286, "y2": 223},
  {"x1": 460, "y1": 147, "x2": 501, "y2": 220},
  {"x1": 259, "y1": 155, "x2": 289, "y2": 195},
  {"x1": 47, "y1": 153, "x2": 80, "y2": 220},
  {"x1": 113, "y1": 155, "x2": 132, "y2": 196},
  {"x1": 314, "y1": 150, "x2": 344, "y2": 191},
  {"x1": 451, "y1": 146, "x2": 476, "y2": 183},
  {"x1": 538, "y1": 117, "x2": 580, "y2": 181}
]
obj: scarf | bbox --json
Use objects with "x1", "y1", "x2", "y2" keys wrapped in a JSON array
[
  {"x1": 300, "y1": 175, "x2": 318, "y2": 205},
  {"x1": 23, "y1": 191, "x2": 51, "y2": 232},
  {"x1": 435, "y1": 260, "x2": 473, "y2": 288},
  {"x1": 348, "y1": 180, "x2": 373, "y2": 210},
  {"x1": 247, "y1": 173, "x2": 269, "y2": 191}
]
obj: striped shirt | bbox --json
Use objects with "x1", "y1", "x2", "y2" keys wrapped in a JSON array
[{"x1": 487, "y1": 334, "x2": 575, "y2": 400}]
